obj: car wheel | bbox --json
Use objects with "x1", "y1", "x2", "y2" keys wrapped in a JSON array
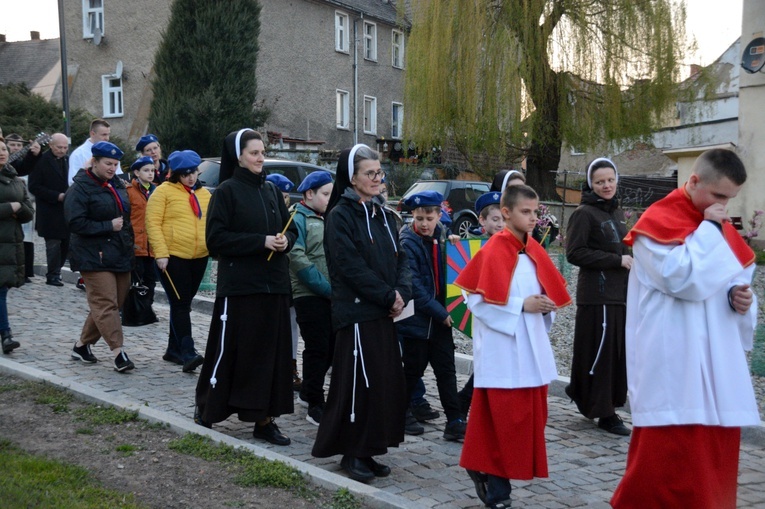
[{"x1": 453, "y1": 215, "x2": 477, "y2": 239}]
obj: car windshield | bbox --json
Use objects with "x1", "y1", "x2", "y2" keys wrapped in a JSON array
[{"x1": 403, "y1": 181, "x2": 448, "y2": 198}]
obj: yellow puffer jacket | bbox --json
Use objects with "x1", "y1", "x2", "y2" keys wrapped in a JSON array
[{"x1": 145, "y1": 181, "x2": 211, "y2": 260}]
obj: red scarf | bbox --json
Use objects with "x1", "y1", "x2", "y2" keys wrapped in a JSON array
[
  {"x1": 624, "y1": 186, "x2": 755, "y2": 267},
  {"x1": 455, "y1": 229, "x2": 571, "y2": 306},
  {"x1": 413, "y1": 223, "x2": 441, "y2": 295},
  {"x1": 183, "y1": 184, "x2": 202, "y2": 219},
  {"x1": 86, "y1": 170, "x2": 124, "y2": 214}
]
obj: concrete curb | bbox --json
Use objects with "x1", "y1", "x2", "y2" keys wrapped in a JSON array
[{"x1": 0, "y1": 356, "x2": 423, "y2": 509}]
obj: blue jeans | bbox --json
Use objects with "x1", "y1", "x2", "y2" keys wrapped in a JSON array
[{"x1": 0, "y1": 286, "x2": 10, "y2": 332}]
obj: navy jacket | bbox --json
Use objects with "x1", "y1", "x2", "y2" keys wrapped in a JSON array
[{"x1": 396, "y1": 224, "x2": 450, "y2": 339}]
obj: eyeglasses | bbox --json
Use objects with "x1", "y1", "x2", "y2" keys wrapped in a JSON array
[{"x1": 359, "y1": 170, "x2": 385, "y2": 181}]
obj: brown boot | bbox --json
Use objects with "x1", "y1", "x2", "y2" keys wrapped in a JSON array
[{"x1": 292, "y1": 359, "x2": 302, "y2": 392}]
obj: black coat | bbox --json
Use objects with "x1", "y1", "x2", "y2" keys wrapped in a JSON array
[
  {"x1": 565, "y1": 189, "x2": 630, "y2": 305},
  {"x1": 206, "y1": 167, "x2": 297, "y2": 297},
  {"x1": 64, "y1": 169, "x2": 134, "y2": 273},
  {"x1": 29, "y1": 150, "x2": 69, "y2": 239},
  {"x1": 0, "y1": 165, "x2": 34, "y2": 288},
  {"x1": 325, "y1": 189, "x2": 412, "y2": 331}
]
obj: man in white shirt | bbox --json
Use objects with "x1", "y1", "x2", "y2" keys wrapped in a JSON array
[{"x1": 68, "y1": 119, "x2": 110, "y2": 185}]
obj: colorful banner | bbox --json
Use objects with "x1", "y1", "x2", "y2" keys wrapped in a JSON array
[{"x1": 445, "y1": 238, "x2": 487, "y2": 338}]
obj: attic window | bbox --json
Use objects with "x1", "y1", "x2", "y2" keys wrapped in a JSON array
[{"x1": 82, "y1": 0, "x2": 105, "y2": 39}]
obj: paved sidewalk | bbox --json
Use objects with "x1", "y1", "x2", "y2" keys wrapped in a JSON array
[{"x1": 2, "y1": 275, "x2": 764, "y2": 508}]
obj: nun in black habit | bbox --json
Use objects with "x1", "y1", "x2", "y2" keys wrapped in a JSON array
[
  {"x1": 311, "y1": 144, "x2": 412, "y2": 483},
  {"x1": 194, "y1": 129, "x2": 297, "y2": 446}
]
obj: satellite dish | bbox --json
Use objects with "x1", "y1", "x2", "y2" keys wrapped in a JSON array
[
  {"x1": 115, "y1": 60, "x2": 123, "y2": 78},
  {"x1": 93, "y1": 27, "x2": 102, "y2": 46},
  {"x1": 741, "y1": 37, "x2": 765, "y2": 74}
]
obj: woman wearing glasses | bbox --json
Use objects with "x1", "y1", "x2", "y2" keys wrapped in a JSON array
[{"x1": 312, "y1": 144, "x2": 412, "y2": 483}]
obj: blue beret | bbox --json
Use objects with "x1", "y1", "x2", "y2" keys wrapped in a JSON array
[
  {"x1": 440, "y1": 208, "x2": 452, "y2": 226},
  {"x1": 404, "y1": 190, "x2": 444, "y2": 209},
  {"x1": 135, "y1": 134, "x2": 159, "y2": 152},
  {"x1": 130, "y1": 156, "x2": 155, "y2": 173},
  {"x1": 297, "y1": 171, "x2": 333, "y2": 193},
  {"x1": 475, "y1": 191, "x2": 501, "y2": 213},
  {"x1": 91, "y1": 141, "x2": 124, "y2": 160},
  {"x1": 167, "y1": 150, "x2": 201, "y2": 174},
  {"x1": 266, "y1": 174, "x2": 294, "y2": 193}
]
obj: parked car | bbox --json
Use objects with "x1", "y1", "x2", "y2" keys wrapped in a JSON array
[
  {"x1": 397, "y1": 180, "x2": 491, "y2": 238},
  {"x1": 197, "y1": 157, "x2": 335, "y2": 206}
]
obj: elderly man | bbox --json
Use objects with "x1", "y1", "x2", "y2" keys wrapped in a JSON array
[
  {"x1": 29, "y1": 133, "x2": 71, "y2": 287},
  {"x1": 68, "y1": 119, "x2": 111, "y2": 185}
]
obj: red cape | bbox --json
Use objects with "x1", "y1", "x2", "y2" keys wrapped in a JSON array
[
  {"x1": 454, "y1": 229, "x2": 571, "y2": 306},
  {"x1": 623, "y1": 187, "x2": 754, "y2": 268}
]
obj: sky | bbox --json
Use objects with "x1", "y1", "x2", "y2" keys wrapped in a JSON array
[{"x1": 0, "y1": 0, "x2": 745, "y2": 68}]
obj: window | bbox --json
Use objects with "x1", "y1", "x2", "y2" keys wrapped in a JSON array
[
  {"x1": 392, "y1": 29, "x2": 405, "y2": 68},
  {"x1": 391, "y1": 102, "x2": 403, "y2": 139},
  {"x1": 363, "y1": 21, "x2": 377, "y2": 61},
  {"x1": 102, "y1": 75, "x2": 123, "y2": 118},
  {"x1": 82, "y1": 0, "x2": 104, "y2": 39},
  {"x1": 336, "y1": 90, "x2": 349, "y2": 129},
  {"x1": 363, "y1": 96, "x2": 377, "y2": 135},
  {"x1": 335, "y1": 11, "x2": 349, "y2": 53}
]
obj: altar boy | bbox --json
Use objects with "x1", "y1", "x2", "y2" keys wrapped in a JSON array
[{"x1": 455, "y1": 185, "x2": 571, "y2": 509}]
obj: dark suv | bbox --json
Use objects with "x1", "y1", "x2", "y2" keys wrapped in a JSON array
[
  {"x1": 397, "y1": 180, "x2": 491, "y2": 238},
  {"x1": 197, "y1": 158, "x2": 334, "y2": 205}
]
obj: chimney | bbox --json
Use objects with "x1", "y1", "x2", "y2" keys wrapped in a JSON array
[
  {"x1": 30, "y1": 31, "x2": 40, "y2": 40},
  {"x1": 690, "y1": 64, "x2": 702, "y2": 77},
  {"x1": 0, "y1": 34, "x2": 6, "y2": 43}
]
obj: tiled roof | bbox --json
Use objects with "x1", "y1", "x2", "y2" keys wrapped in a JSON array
[
  {"x1": 320, "y1": 0, "x2": 408, "y2": 27},
  {"x1": 0, "y1": 38, "x2": 60, "y2": 89}
]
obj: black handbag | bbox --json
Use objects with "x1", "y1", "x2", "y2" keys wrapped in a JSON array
[{"x1": 122, "y1": 273, "x2": 158, "y2": 326}]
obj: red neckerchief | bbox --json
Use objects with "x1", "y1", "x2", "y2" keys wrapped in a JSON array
[
  {"x1": 182, "y1": 184, "x2": 202, "y2": 219},
  {"x1": 132, "y1": 179, "x2": 153, "y2": 200},
  {"x1": 455, "y1": 229, "x2": 571, "y2": 306},
  {"x1": 299, "y1": 200, "x2": 323, "y2": 218},
  {"x1": 623, "y1": 186, "x2": 755, "y2": 267},
  {"x1": 86, "y1": 170, "x2": 124, "y2": 214},
  {"x1": 413, "y1": 223, "x2": 441, "y2": 295}
]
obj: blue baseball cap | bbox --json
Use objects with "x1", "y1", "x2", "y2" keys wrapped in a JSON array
[
  {"x1": 130, "y1": 156, "x2": 155, "y2": 173},
  {"x1": 135, "y1": 134, "x2": 159, "y2": 152},
  {"x1": 91, "y1": 141, "x2": 124, "y2": 160},
  {"x1": 475, "y1": 191, "x2": 501, "y2": 213},
  {"x1": 403, "y1": 190, "x2": 444, "y2": 209},
  {"x1": 266, "y1": 173, "x2": 294, "y2": 193},
  {"x1": 167, "y1": 150, "x2": 201, "y2": 174},
  {"x1": 297, "y1": 171, "x2": 333, "y2": 193}
]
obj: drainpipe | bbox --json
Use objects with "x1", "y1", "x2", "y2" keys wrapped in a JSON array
[
  {"x1": 57, "y1": 0, "x2": 71, "y2": 139},
  {"x1": 353, "y1": 17, "x2": 359, "y2": 145}
]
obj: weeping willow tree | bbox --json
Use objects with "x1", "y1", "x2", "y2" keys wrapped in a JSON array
[{"x1": 404, "y1": 0, "x2": 690, "y2": 199}]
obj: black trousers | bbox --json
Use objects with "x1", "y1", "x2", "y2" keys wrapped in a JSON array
[
  {"x1": 23, "y1": 242, "x2": 34, "y2": 277},
  {"x1": 44, "y1": 237, "x2": 68, "y2": 278},
  {"x1": 157, "y1": 256, "x2": 207, "y2": 342},
  {"x1": 401, "y1": 325, "x2": 462, "y2": 422},
  {"x1": 133, "y1": 256, "x2": 157, "y2": 304},
  {"x1": 294, "y1": 296, "x2": 335, "y2": 406}
]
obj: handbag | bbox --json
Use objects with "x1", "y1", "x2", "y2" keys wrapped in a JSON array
[{"x1": 122, "y1": 272, "x2": 158, "y2": 326}]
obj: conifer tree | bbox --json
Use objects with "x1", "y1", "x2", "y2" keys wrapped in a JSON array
[
  {"x1": 149, "y1": 0, "x2": 268, "y2": 157},
  {"x1": 404, "y1": 1, "x2": 692, "y2": 199}
]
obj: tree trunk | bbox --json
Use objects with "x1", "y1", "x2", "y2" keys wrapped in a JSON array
[{"x1": 525, "y1": 78, "x2": 562, "y2": 202}]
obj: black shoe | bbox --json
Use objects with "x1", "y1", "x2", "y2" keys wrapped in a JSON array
[
  {"x1": 340, "y1": 455, "x2": 375, "y2": 483},
  {"x1": 182, "y1": 353, "x2": 204, "y2": 373},
  {"x1": 46, "y1": 277, "x2": 63, "y2": 287},
  {"x1": 193, "y1": 407, "x2": 212, "y2": 429},
  {"x1": 75, "y1": 277, "x2": 86, "y2": 290},
  {"x1": 71, "y1": 342, "x2": 98, "y2": 363},
  {"x1": 1, "y1": 330, "x2": 19, "y2": 354},
  {"x1": 162, "y1": 350, "x2": 184, "y2": 365},
  {"x1": 253, "y1": 419, "x2": 290, "y2": 446},
  {"x1": 24, "y1": 277, "x2": 32, "y2": 284},
  {"x1": 598, "y1": 414, "x2": 631, "y2": 436},
  {"x1": 361, "y1": 456, "x2": 391, "y2": 477},
  {"x1": 306, "y1": 404, "x2": 323, "y2": 426},
  {"x1": 466, "y1": 469, "x2": 488, "y2": 504},
  {"x1": 404, "y1": 409, "x2": 424, "y2": 435},
  {"x1": 411, "y1": 402, "x2": 440, "y2": 422},
  {"x1": 443, "y1": 418, "x2": 467, "y2": 441},
  {"x1": 113, "y1": 351, "x2": 135, "y2": 372}
]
